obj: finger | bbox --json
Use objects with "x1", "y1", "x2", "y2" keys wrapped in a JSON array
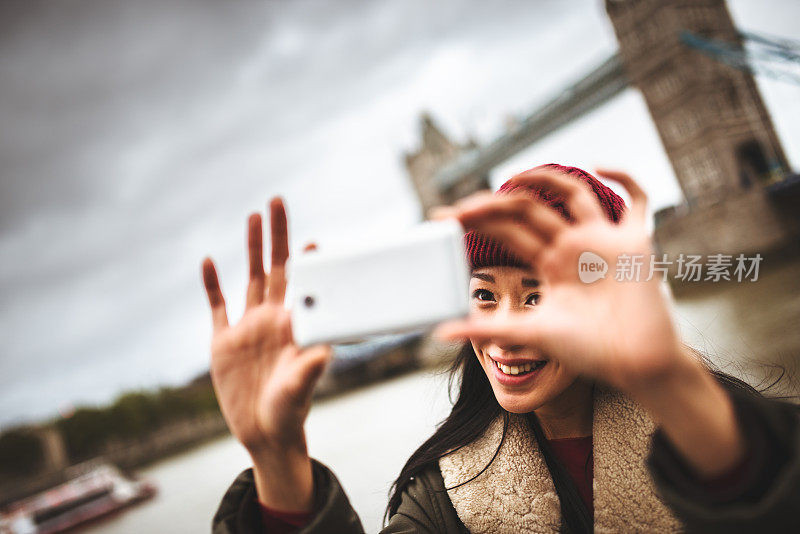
[
  {"x1": 508, "y1": 169, "x2": 605, "y2": 224},
  {"x1": 429, "y1": 205, "x2": 458, "y2": 221},
  {"x1": 456, "y1": 193, "x2": 567, "y2": 243},
  {"x1": 289, "y1": 344, "x2": 332, "y2": 401},
  {"x1": 453, "y1": 189, "x2": 496, "y2": 209},
  {"x1": 267, "y1": 197, "x2": 290, "y2": 304},
  {"x1": 594, "y1": 168, "x2": 648, "y2": 224},
  {"x1": 262, "y1": 272, "x2": 270, "y2": 301},
  {"x1": 275, "y1": 308, "x2": 293, "y2": 347},
  {"x1": 245, "y1": 213, "x2": 266, "y2": 309},
  {"x1": 202, "y1": 257, "x2": 229, "y2": 332},
  {"x1": 433, "y1": 316, "x2": 543, "y2": 346}
]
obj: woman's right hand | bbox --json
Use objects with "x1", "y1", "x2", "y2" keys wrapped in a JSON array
[{"x1": 202, "y1": 197, "x2": 331, "y2": 511}]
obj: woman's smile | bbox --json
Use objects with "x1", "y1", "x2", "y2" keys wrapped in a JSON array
[{"x1": 485, "y1": 351, "x2": 549, "y2": 384}]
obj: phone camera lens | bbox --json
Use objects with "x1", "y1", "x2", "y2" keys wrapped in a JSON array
[{"x1": 304, "y1": 295, "x2": 315, "y2": 308}]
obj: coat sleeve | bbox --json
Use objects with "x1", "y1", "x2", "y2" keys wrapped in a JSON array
[
  {"x1": 647, "y1": 385, "x2": 800, "y2": 533},
  {"x1": 379, "y1": 467, "x2": 468, "y2": 533},
  {"x1": 212, "y1": 457, "x2": 465, "y2": 533}
]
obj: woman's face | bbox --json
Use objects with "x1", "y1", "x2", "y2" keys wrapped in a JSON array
[{"x1": 469, "y1": 265, "x2": 580, "y2": 414}]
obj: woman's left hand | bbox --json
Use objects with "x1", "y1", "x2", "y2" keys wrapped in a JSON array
[{"x1": 432, "y1": 167, "x2": 688, "y2": 391}]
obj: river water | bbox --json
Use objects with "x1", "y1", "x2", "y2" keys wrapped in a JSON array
[{"x1": 85, "y1": 259, "x2": 799, "y2": 534}]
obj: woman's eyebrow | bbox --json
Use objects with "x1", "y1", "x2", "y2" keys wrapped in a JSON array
[
  {"x1": 522, "y1": 278, "x2": 540, "y2": 288},
  {"x1": 471, "y1": 273, "x2": 494, "y2": 283}
]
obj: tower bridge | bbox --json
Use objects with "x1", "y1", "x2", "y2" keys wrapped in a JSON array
[{"x1": 406, "y1": 0, "x2": 799, "y2": 265}]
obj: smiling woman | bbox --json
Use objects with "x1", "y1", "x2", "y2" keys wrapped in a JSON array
[{"x1": 206, "y1": 164, "x2": 800, "y2": 534}]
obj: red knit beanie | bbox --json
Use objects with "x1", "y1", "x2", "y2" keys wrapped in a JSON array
[{"x1": 465, "y1": 164, "x2": 626, "y2": 270}]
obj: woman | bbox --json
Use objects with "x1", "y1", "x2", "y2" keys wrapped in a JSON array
[{"x1": 205, "y1": 165, "x2": 799, "y2": 533}]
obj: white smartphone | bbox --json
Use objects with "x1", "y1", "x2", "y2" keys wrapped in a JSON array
[{"x1": 287, "y1": 219, "x2": 470, "y2": 347}]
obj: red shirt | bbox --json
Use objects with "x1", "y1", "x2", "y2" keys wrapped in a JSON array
[
  {"x1": 258, "y1": 502, "x2": 314, "y2": 533},
  {"x1": 548, "y1": 435, "x2": 595, "y2": 513}
]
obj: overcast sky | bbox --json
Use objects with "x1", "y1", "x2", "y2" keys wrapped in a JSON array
[{"x1": 1, "y1": 0, "x2": 798, "y2": 429}]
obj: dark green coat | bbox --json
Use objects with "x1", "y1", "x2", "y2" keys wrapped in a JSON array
[{"x1": 213, "y1": 386, "x2": 800, "y2": 533}]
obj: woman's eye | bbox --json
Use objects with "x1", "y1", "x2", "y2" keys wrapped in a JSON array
[
  {"x1": 526, "y1": 293, "x2": 541, "y2": 306},
  {"x1": 472, "y1": 289, "x2": 494, "y2": 302}
]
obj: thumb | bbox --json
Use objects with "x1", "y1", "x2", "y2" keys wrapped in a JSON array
[{"x1": 290, "y1": 344, "x2": 332, "y2": 401}]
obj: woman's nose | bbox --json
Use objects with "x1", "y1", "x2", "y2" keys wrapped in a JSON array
[
  {"x1": 487, "y1": 341, "x2": 526, "y2": 354},
  {"x1": 492, "y1": 303, "x2": 527, "y2": 353},
  {"x1": 496, "y1": 300, "x2": 525, "y2": 317},
  {"x1": 499, "y1": 343, "x2": 525, "y2": 353}
]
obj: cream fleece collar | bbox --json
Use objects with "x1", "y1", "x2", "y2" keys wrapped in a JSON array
[{"x1": 438, "y1": 386, "x2": 683, "y2": 533}]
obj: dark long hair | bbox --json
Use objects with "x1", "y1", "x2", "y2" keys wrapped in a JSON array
[
  {"x1": 385, "y1": 344, "x2": 500, "y2": 522},
  {"x1": 385, "y1": 342, "x2": 762, "y2": 533}
]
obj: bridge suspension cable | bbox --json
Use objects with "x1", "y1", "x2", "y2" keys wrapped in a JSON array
[
  {"x1": 432, "y1": 29, "x2": 799, "y2": 191},
  {"x1": 681, "y1": 30, "x2": 800, "y2": 86}
]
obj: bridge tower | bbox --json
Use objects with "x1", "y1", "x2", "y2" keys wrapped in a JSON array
[
  {"x1": 405, "y1": 113, "x2": 489, "y2": 218},
  {"x1": 605, "y1": 0, "x2": 789, "y2": 208}
]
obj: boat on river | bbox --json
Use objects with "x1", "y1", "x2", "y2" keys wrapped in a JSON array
[{"x1": 0, "y1": 462, "x2": 156, "y2": 534}]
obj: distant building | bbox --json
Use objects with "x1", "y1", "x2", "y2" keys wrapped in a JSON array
[
  {"x1": 405, "y1": 113, "x2": 488, "y2": 219},
  {"x1": 605, "y1": 0, "x2": 790, "y2": 208}
]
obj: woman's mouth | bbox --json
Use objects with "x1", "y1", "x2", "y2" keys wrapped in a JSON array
[
  {"x1": 493, "y1": 359, "x2": 547, "y2": 375},
  {"x1": 488, "y1": 355, "x2": 548, "y2": 385}
]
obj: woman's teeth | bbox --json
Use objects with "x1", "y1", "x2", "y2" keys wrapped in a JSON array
[{"x1": 494, "y1": 360, "x2": 545, "y2": 375}]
